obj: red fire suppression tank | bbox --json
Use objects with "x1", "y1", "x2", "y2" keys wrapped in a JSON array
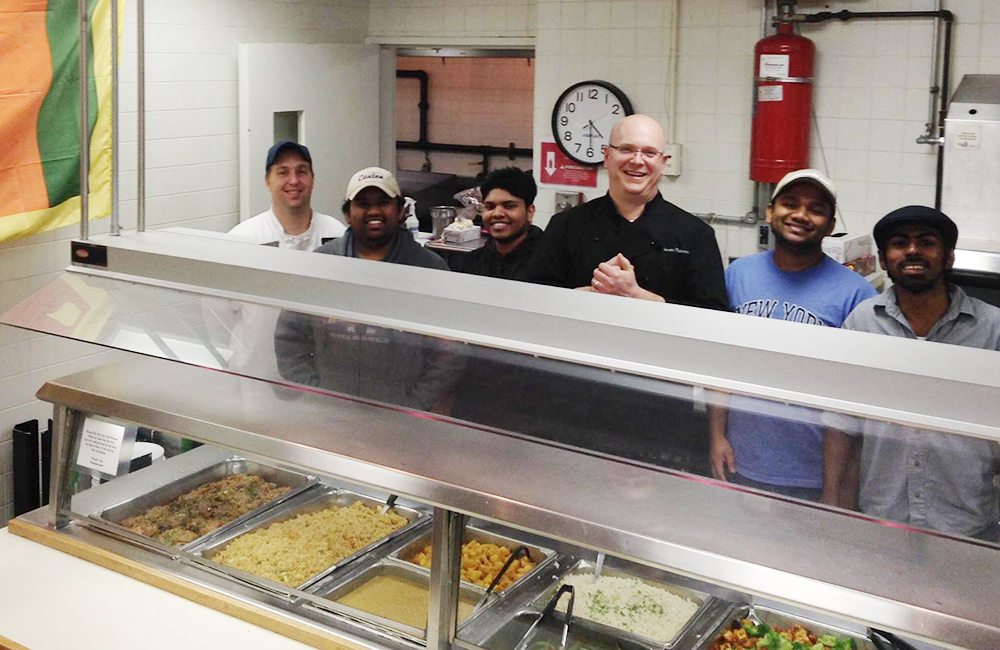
[{"x1": 750, "y1": 22, "x2": 815, "y2": 183}]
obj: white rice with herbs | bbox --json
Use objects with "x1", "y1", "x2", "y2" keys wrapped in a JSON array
[
  {"x1": 212, "y1": 500, "x2": 407, "y2": 587},
  {"x1": 555, "y1": 574, "x2": 699, "y2": 643}
]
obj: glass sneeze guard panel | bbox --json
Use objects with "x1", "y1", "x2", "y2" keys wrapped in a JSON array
[{"x1": 6, "y1": 271, "x2": 1000, "y2": 546}]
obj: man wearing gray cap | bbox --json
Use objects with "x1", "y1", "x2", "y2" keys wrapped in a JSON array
[
  {"x1": 709, "y1": 169, "x2": 876, "y2": 500},
  {"x1": 274, "y1": 167, "x2": 461, "y2": 413},
  {"x1": 823, "y1": 206, "x2": 1000, "y2": 539}
]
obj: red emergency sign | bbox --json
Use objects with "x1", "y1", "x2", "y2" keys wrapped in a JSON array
[{"x1": 539, "y1": 142, "x2": 598, "y2": 187}]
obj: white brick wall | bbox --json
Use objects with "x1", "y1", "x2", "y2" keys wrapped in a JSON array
[{"x1": 0, "y1": 0, "x2": 368, "y2": 526}]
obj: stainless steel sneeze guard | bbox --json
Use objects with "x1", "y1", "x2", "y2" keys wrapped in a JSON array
[
  {"x1": 31, "y1": 356, "x2": 1000, "y2": 650},
  {"x1": 17, "y1": 229, "x2": 999, "y2": 444}
]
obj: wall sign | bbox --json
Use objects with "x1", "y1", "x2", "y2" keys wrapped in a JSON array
[{"x1": 540, "y1": 142, "x2": 598, "y2": 187}]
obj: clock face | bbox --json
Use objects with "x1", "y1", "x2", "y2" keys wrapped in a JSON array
[{"x1": 551, "y1": 80, "x2": 635, "y2": 165}]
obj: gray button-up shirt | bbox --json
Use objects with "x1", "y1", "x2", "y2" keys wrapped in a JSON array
[{"x1": 828, "y1": 285, "x2": 1000, "y2": 538}]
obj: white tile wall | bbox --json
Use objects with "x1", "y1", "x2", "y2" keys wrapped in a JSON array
[
  {"x1": 0, "y1": 0, "x2": 368, "y2": 526},
  {"x1": 530, "y1": 0, "x2": 1000, "y2": 261},
  {"x1": 396, "y1": 57, "x2": 533, "y2": 176},
  {"x1": 532, "y1": 0, "x2": 760, "y2": 258},
  {"x1": 369, "y1": 0, "x2": 536, "y2": 38}
]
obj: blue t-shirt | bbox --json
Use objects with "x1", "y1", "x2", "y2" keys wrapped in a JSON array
[{"x1": 725, "y1": 251, "x2": 877, "y2": 488}]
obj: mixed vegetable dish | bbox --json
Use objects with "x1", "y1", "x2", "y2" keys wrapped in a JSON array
[{"x1": 712, "y1": 618, "x2": 857, "y2": 650}]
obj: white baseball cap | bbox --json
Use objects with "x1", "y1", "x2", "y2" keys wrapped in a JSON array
[
  {"x1": 346, "y1": 167, "x2": 401, "y2": 201},
  {"x1": 770, "y1": 168, "x2": 837, "y2": 207}
]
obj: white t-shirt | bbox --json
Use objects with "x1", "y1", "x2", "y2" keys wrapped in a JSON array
[
  {"x1": 228, "y1": 208, "x2": 346, "y2": 250},
  {"x1": 215, "y1": 209, "x2": 346, "y2": 378}
]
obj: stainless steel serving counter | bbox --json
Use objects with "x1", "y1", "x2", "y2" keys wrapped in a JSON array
[
  {"x1": 30, "y1": 355, "x2": 1000, "y2": 650},
  {"x1": 0, "y1": 527, "x2": 317, "y2": 650}
]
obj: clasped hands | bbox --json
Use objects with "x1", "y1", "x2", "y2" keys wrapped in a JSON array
[{"x1": 577, "y1": 254, "x2": 664, "y2": 302}]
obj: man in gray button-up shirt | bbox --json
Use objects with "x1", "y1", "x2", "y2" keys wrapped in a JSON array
[{"x1": 823, "y1": 206, "x2": 1000, "y2": 540}]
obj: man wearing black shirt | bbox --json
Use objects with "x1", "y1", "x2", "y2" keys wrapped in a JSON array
[
  {"x1": 451, "y1": 167, "x2": 543, "y2": 282},
  {"x1": 532, "y1": 114, "x2": 728, "y2": 310}
]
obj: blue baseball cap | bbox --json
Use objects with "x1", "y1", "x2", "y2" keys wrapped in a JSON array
[{"x1": 265, "y1": 141, "x2": 312, "y2": 173}]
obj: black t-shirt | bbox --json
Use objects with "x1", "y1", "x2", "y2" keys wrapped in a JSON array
[
  {"x1": 450, "y1": 225, "x2": 544, "y2": 282},
  {"x1": 529, "y1": 193, "x2": 729, "y2": 310}
]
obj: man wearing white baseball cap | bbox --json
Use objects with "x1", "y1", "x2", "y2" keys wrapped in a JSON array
[
  {"x1": 312, "y1": 166, "x2": 448, "y2": 266},
  {"x1": 274, "y1": 166, "x2": 462, "y2": 414},
  {"x1": 708, "y1": 168, "x2": 876, "y2": 500}
]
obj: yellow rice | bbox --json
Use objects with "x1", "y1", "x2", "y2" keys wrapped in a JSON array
[{"x1": 212, "y1": 500, "x2": 408, "y2": 587}]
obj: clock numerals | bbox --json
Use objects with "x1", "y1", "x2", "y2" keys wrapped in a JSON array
[{"x1": 553, "y1": 80, "x2": 633, "y2": 165}]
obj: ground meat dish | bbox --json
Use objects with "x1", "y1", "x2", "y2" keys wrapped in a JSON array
[{"x1": 121, "y1": 474, "x2": 290, "y2": 546}]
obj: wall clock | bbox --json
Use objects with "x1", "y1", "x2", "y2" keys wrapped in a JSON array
[{"x1": 551, "y1": 80, "x2": 635, "y2": 165}]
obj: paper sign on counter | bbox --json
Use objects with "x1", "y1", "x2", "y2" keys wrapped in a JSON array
[{"x1": 77, "y1": 418, "x2": 127, "y2": 475}]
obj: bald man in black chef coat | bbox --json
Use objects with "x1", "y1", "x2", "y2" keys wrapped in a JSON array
[{"x1": 531, "y1": 114, "x2": 728, "y2": 311}]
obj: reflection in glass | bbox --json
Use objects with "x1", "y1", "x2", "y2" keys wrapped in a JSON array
[
  {"x1": 274, "y1": 310, "x2": 467, "y2": 412},
  {"x1": 824, "y1": 411, "x2": 1000, "y2": 542},
  {"x1": 7, "y1": 273, "x2": 1000, "y2": 547}
]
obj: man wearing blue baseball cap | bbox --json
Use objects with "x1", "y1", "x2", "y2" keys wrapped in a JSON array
[
  {"x1": 229, "y1": 140, "x2": 345, "y2": 249},
  {"x1": 823, "y1": 206, "x2": 1000, "y2": 540},
  {"x1": 217, "y1": 141, "x2": 346, "y2": 379}
]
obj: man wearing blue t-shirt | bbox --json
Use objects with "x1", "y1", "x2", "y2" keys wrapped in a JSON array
[{"x1": 709, "y1": 169, "x2": 876, "y2": 500}]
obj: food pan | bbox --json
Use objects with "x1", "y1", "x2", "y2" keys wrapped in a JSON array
[
  {"x1": 188, "y1": 485, "x2": 429, "y2": 594},
  {"x1": 479, "y1": 609, "x2": 649, "y2": 650},
  {"x1": 391, "y1": 525, "x2": 559, "y2": 595},
  {"x1": 89, "y1": 457, "x2": 315, "y2": 553},
  {"x1": 304, "y1": 559, "x2": 483, "y2": 641},
  {"x1": 534, "y1": 558, "x2": 722, "y2": 650},
  {"x1": 698, "y1": 604, "x2": 877, "y2": 650}
]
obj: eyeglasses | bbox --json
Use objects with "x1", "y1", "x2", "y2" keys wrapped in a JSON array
[{"x1": 607, "y1": 144, "x2": 664, "y2": 160}]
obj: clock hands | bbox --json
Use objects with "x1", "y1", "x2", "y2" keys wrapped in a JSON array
[{"x1": 583, "y1": 119, "x2": 605, "y2": 152}]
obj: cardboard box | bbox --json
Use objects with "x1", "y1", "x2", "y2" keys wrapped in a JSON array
[{"x1": 822, "y1": 232, "x2": 872, "y2": 264}]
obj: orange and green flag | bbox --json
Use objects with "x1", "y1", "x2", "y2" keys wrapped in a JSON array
[{"x1": 0, "y1": 0, "x2": 120, "y2": 243}]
